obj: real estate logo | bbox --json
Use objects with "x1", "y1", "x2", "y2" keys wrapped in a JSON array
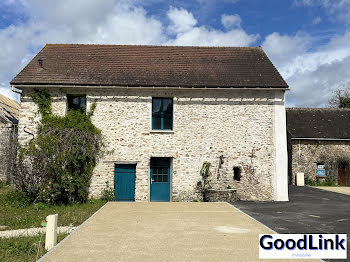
[{"x1": 259, "y1": 234, "x2": 347, "y2": 259}]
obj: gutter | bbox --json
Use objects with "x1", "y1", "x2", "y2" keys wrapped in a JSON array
[
  {"x1": 11, "y1": 84, "x2": 290, "y2": 91},
  {"x1": 11, "y1": 85, "x2": 22, "y2": 94},
  {"x1": 291, "y1": 137, "x2": 350, "y2": 141}
]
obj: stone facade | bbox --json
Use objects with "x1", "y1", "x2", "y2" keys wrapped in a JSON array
[
  {"x1": 206, "y1": 189, "x2": 238, "y2": 202},
  {"x1": 18, "y1": 87, "x2": 288, "y2": 201},
  {"x1": 290, "y1": 139, "x2": 350, "y2": 185},
  {"x1": 0, "y1": 122, "x2": 17, "y2": 181}
]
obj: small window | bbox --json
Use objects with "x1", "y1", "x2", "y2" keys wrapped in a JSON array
[
  {"x1": 233, "y1": 167, "x2": 242, "y2": 181},
  {"x1": 152, "y1": 98, "x2": 173, "y2": 130},
  {"x1": 67, "y1": 95, "x2": 86, "y2": 112}
]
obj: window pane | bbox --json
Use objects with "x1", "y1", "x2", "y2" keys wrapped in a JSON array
[
  {"x1": 152, "y1": 175, "x2": 157, "y2": 182},
  {"x1": 163, "y1": 175, "x2": 168, "y2": 182},
  {"x1": 79, "y1": 97, "x2": 87, "y2": 111},
  {"x1": 163, "y1": 113, "x2": 172, "y2": 130},
  {"x1": 162, "y1": 99, "x2": 172, "y2": 113},
  {"x1": 158, "y1": 175, "x2": 163, "y2": 182},
  {"x1": 67, "y1": 95, "x2": 86, "y2": 112},
  {"x1": 152, "y1": 114, "x2": 161, "y2": 129},
  {"x1": 152, "y1": 98, "x2": 173, "y2": 130},
  {"x1": 152, "y1": 98, "x2": 161, "y2": 113}
]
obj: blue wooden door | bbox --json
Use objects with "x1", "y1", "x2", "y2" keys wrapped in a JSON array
[
  {"x1": 114, "y1": 164, "x2": 136, "y2": 201},
  {"x1": 150, "y1": 158, "x2": 170, "y2": 202}
]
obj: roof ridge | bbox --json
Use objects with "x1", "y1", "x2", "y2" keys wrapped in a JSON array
[{"x1": 45, "y1": 43, "x2": 262, "y2": 49}]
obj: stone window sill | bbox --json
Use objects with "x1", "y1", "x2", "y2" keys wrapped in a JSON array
[{"x1": 150, "y1": 130, "x2": 174, "y2": 134}]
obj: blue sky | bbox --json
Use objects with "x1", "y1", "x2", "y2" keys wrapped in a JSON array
[{"x1": 1, "y1": 0, "x2": 350, "y2": 107}]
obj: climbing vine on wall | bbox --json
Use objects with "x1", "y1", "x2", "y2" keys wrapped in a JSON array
[
  {"x1": 14, "y1": 89, "x2": 104, "y2": 204},
  {"x1": 199, "y1": 161, "x2": 212, "y2": 201}
]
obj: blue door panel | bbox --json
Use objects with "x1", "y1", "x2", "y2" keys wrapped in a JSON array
[
  {"x1": 115, "y1": 164, "x2": 136, "y2": 201},
  {"x1": 150, "y1": 158, "x2": 170, "y2": 202}
]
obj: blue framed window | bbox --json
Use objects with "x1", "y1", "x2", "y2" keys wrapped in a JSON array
[{"x1": 152, "y1": 98, "x2": 173, "y2": 130}]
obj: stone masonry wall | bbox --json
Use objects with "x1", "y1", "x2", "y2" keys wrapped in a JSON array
[
  {"x1": 0, "y1": 122, "x2": 17, "y2": 181},
  {"x1": 18, "y1": 87, "x2": 281, "y2": 201},
  {"x1": 291, "y1": 140, "x2": 350, "y2": 185},
  {"x1": 0, "y1": 122, "x2": 10, "y2": 181}
]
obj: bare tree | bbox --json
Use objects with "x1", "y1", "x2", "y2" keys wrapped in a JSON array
[{"x1": 328, "y1": 83, "x2": 350, "y2": 108}]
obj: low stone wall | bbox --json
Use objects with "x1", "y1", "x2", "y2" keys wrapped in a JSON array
[{"x1": 206, "y1": 189, "x2": 238, "y2": 202}]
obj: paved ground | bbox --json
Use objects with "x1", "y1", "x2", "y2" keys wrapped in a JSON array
[
  {"x1": 40, "y1": 202, "x2": 314, "y2": 262},
  {"x1": 314, "y1": 186, "x2": 350, "y2": 196},
  {"x1": 233, "y1": 186, "x2": 350, "y2": 262}
]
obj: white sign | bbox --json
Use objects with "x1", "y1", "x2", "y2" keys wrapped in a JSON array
[
  {"x1": 317, "y1": 164, "x2": 325, "y2": 170},
  {"x1": 259, "y1": 234, "x2": 347, "y2": 259}
]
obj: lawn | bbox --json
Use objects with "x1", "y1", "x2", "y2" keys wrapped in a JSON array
[
  {"x1": 0, "y1": 233, "x2": 68, "y2": 262},
  {"x1": 0, "y1": 185, "x2": 106, "y2": 230}
]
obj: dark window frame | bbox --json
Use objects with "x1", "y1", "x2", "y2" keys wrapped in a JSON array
[
  {"x1": 152, "y1": 97, "x2": 173, "y2": 130},
  {"x1": 67, "y1": 94, "x2": 87, "y2": 113}
]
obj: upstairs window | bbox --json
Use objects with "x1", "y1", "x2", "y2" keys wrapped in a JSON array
[
  {"x1": 152, "y1": 98, "x2": 173, "y2": 130},
  {"x1": 67, "y1": 95, "x2": 86, "y2": 112}
]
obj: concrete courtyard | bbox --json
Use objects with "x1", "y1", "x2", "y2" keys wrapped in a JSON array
[{"x1": 40, "y1": 202, "x2": 316, "y2": 262}]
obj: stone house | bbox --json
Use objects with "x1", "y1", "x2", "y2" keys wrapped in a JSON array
[
  {"x1": 287, "y1": 108, "x2": 350, "y2": 186},
  {"x1": 11, "y1": 44, "x2": 289, "y2": 201},
  {"x1": 0, "y1": 94, "x2": 19, "y2": 181}
]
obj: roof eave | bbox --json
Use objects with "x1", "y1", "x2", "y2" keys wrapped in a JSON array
[{"x1": 11, "y1": 83, "x2": 289, "y2": 91}]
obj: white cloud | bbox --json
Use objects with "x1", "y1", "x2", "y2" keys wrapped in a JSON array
[
  {"x1": 1, "y1": 0, "x2": 349, "y2": 109},
  {"x1": 166, "y1": 7, "x2": 258, "y2": 46},
  {"x1": 262, "y1": 32, "x2": 312, "y2": 68},
  {"x1": 0, "y1": 1, "x2": 261, "y2": 102},
  {"x1": 312, "y1": 16, "x2": 321, "y2": 24},
  {"x1": 263, "y1": 31, "x2": 350, "y2": 107},
  {"x1": 221, "y1": 14, "x2": 241, "y2": 29},
  {"x1": 167, "y1": 7, "x2": 197, "y2": 33},
  {"x1": 166, "y1": 27, "x2": 258, "y2": 46},
  {"x1": 295, "y1": 0, "x2": 350, "y2": 24}
]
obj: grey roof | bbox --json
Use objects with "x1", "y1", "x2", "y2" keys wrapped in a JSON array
[{"x1": 286, "y1": 108, "x2": 350, "y2": 139}]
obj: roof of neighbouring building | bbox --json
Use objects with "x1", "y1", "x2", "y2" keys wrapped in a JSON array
[
  {"x1": 286, "y1": 108, "x2": 350, "y2": 139},
  {"x1": 0, "y1": 94, "x2": 19, "y2": 125},
  {"x1": 10, "y1": 44, "x2": 288, "y2": 89}
]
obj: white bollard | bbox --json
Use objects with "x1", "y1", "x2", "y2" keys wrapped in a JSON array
[
  {"x1": 296, "y1": 173, "x2": 305, "y2": 186},
  {"x1": 45, "y1": 214, "x2": 58, "y2": 251}
]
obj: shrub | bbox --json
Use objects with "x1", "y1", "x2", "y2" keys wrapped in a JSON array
[
  {"x1": 305, "y1": 176, "x2": 317, "y2": 186},
  {"x1": 100, "y1": 181, "x2": 115, "y2": 202},
  {"x1": 13, "y1": 89, "x2": 104, "y2": 204},
  {"x1": 305, "y1": 176, "x2": 336, "y2": 186},
  {"x1": 3, "y1": 189, "x2": 31, "y2": 208},
  {"x1": 320, "y1": 176, "x2": 336, "y2": 186}
]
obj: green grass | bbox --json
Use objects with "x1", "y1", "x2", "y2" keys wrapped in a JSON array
[
  {"x1": 0, "y1": 185, "x2": 106, "y2": 230},
  {"x1": 0, "y1": 233, "x2": 68, "y2": 262}
]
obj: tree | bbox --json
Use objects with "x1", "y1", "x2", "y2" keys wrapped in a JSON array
[{"x1": 328, "y1": 83, "x2": 350, "y2": 108}]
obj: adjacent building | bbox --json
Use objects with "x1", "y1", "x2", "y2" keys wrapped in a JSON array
[
  {"x1": 0, "y1": 94, "x2": 19, "y2": 181},
  {"x1": 11, "y1": 44, "x2": 289, "y2": 201},
  {"x1": 287, "y1": 108, "x2": 350, "y2": 186}
]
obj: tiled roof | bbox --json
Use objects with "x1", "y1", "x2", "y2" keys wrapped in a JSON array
[
  {"x1": 0, "y1": 94, "x2": 19, "y2": 125},
  {"x1": 11, "y1": 44, "x2": 288, "y2": 88},
  {"x1": 286, "y1": 108, "x2": 350, "y2": 139}
]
